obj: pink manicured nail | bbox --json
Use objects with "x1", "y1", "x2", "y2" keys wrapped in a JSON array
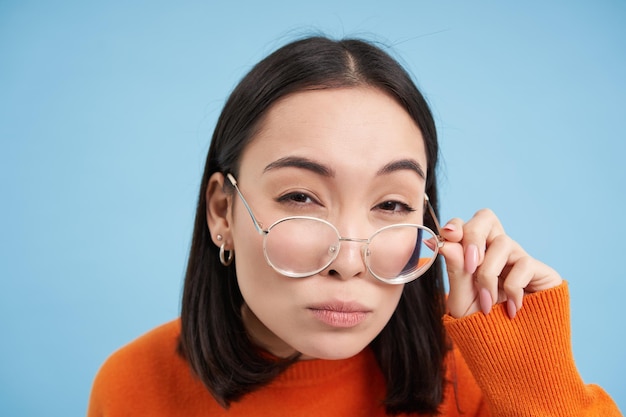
[
  {"x1": 443, "y1": 223, "x2": 456, "y2": 232},
  {"x1": 479, "y1": 288, "x2": 492, "y2": 315},
  {"x1": 464, "y1": 244, "x2": 479, "y2": 274},
  {"x1": 507, "y1": 299, "x2": 517, "y2": 319}
]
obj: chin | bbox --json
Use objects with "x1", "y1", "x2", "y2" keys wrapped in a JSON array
[{"x1": 296, "y1": 335, "x2": 372, "y2": 360}]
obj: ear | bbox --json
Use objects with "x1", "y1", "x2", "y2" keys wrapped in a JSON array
[{"x1": 206, "y1": 172, "x2": 233, "y2": 249}]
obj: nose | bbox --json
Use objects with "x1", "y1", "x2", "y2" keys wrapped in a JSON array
[{"x1": 322, "y1": 237, "x2": 368, "y2": 280}]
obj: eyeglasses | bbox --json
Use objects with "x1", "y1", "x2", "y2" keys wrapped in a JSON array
[{"x1": 226, "y1": 173, "x2": 444, "y2": 284}]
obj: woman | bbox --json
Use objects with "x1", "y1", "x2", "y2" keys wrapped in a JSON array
[{"x1": 88, "y1": 36, "x2": 620, "y2": 416}]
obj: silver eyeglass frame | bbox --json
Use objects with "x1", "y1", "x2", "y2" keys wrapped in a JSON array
[{"x1": 225, "y1": 173, "x2": 444, "y2": 284}]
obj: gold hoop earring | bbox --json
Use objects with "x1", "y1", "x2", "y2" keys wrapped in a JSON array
[{"x1": 219, "y1": 243, "x2": 234, "y2": 266}]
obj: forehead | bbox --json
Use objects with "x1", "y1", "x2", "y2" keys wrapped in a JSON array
[{"x1": 239, "y1": 87, "x2": 427, "y2": 179}]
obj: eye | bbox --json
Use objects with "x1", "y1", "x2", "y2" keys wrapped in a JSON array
[
  {"x1": 375, "y1": 200, "x2": 415, "y2": 213},
  {"x1": 277, "y1": 192, "x2": 318, "y2": 205}
]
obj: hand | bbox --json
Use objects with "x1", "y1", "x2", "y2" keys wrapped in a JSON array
[{"x1": 438, "y1": 208, "x2": 562, "y2": 319}]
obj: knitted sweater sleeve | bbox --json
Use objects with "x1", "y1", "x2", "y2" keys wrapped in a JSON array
[{"x1": 443, "y1": 282, "x2": 621, "y2": 417}]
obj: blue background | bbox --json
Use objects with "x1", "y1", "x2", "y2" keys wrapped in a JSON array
[{"x1": 1, "y1": 1, "x2": 624, "y2": 415}]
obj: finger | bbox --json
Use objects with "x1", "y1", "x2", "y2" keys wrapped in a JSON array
[
  {"x1": 474, "y1": 234, "x2": 522, "y2": 314},
  {"x1": 439, "y1": 240, "x2": 480, "y2": 318},
  {"x1": 439, "y1": 216, "x2": 493, "y2": 317},
  {"x1": 498, "y1": 256, "x2": 561, "y2": 319},
  {"x1": 438, "y1": 240, "x2": 465, "y2": 280},
  {"x1": 437, "y1": 219, "x2": 466, "y2": 272},
  {"x1": 500, "y1": 256, "x2": 535, "y2": 318},
  {"x1": 461, "y1": 209, "x2": 506, "y2": 274},
  {"x1": 504, "y1": 257, "x2": 562, "y2": 296},
  {"x1": 439, "y1": 218, "x2": 477, "y2": 311},
  {"x1": 439, "y1": 218, "x2": 465, "y2": 243}
]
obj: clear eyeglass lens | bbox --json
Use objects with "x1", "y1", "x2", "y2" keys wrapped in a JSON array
[
  {"x1": 263, "y1": 218, "x2": 437, "y2": 283},
  {"x1": 264, "y1": 217, "x2": 340, "y2": 278},
  {"x1": 366, "y1": 224, "x2": 437, "y2": 284}
]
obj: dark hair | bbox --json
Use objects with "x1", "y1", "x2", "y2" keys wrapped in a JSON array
[{"x1": 179, "y1": 36, "x2": 449, "y2": 415}]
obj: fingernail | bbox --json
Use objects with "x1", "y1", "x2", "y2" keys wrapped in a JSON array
[
  {"x1": 479, "y1": 288, "x2": 492, "y2": 315},
  {"x1": 507, "y1": 299, "x2": 517, "y2": 319},
  {"x1": 443, "y1": 223, "x2": 456, "y2": 232},
  {"x1": 464, "y1": 244, "x2": 479, "y2": 274}
]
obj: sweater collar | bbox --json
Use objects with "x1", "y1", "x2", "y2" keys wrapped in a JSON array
[{"x1": 270, "y1": 348, "x2": 375, "y2": 386}]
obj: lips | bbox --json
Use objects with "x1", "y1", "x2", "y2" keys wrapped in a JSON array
[{"x1": 307, "y1": 302, "x2": 371, "y2": 328}]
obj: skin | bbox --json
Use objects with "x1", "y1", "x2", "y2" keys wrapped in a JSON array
[
  {"x1": 440, "y1": 212, "x2": 562, "y2": 318},
  {"x1": 206, "y1": 87, "x2": 563, "y2": 360}
]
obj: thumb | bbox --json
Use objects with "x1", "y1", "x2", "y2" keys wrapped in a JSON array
[{"x1": 438, "y1": 236, "x2": 480, "y2": 318}]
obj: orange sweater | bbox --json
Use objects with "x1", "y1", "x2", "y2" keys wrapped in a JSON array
[{"x1": 88, "y1": 283, "x2": 621, "y2": 416}]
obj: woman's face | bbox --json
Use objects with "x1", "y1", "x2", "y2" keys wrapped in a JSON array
[{"x1": 230, "y1": 87, "x2": 428, "y2": 360}]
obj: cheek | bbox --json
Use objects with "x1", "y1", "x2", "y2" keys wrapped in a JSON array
[
  {"x1": 230, "y1": 220, "x2": 281, "y2": 311},
  {"x1": 376, "y1": 286, "x2": 404, "y2": 324},
  {"x1": 229, "y1": 200, "x2": 278, "y2": 278},
  {"x1": 231, "y1": 221, "x2": 294, "y2": 312}
]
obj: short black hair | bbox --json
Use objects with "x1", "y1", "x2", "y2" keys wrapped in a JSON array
[{"x1": 179, "y1": 35, "x2": 448, "y2": 415}]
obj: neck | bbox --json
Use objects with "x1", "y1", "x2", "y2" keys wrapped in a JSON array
[{"x1": 241, "y1": 303, "x2": 303, "y2": 359}]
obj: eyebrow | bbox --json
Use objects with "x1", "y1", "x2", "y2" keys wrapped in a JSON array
[
  {"x1": 377, "y1": 159, "x2": 426, "y2": 180},
  {"x1": 263, "y1": 156, "x2": 335, "y2": 177},
  {"x1": 263, "y1": 156, "x2": 425, "y2": 180}
]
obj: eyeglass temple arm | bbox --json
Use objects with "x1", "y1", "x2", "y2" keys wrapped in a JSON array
[
  {"x1": 225, "y1": 173, "x2": 266, "y2": 235},
  {"x1": 424, "y1": 194, "x2": 444, "y2": 244}
]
